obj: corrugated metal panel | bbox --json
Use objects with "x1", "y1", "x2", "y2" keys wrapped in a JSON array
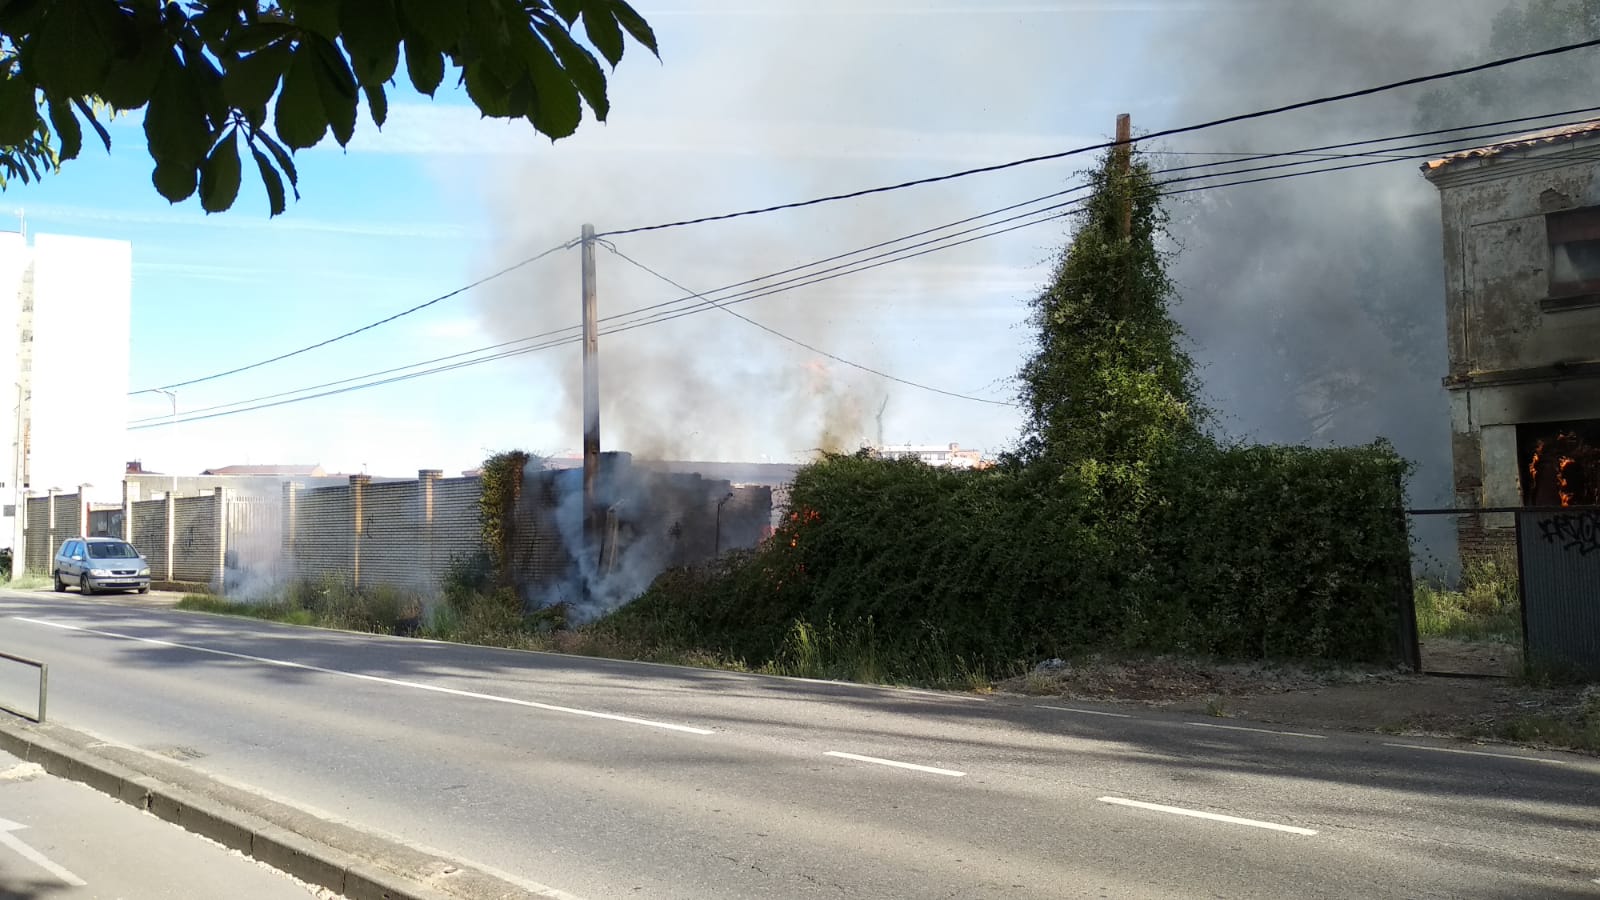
[
  {"x1": 172, "y1": 495, "x2": 219, "y2": 584},
  {"x1": 51, "y1": 494, "x2": 79, "y2": 559},
  {"x1": 1519, "y1": 509, "x2": 1600, "y2": 678},
  {"x1": 131, "y1": 499, "x2": 168, "y2": 578},
  {"x1": 23, "y1": 496, "x2": 50, "y2": 573},
  {"x1": 226, "y1": 497, "x2": 282, "y2": 595}
]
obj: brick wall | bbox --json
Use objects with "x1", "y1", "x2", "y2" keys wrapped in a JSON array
[{"x1": 131, "y1": 498, "x2": 169, "y2": 581}]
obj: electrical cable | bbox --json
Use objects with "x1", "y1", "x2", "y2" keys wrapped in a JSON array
[
  {"x1": 129, "y1": 108, "x2": 1600, "y2": 427},
  {"x1": 598, "y1": 242, "x2": 1019, "y2": 406},
  {"x1": 128, "y1": 238, "x2": 577, "y2": 395},
  {"x1": 595, "y1": 39, "x2": 1600, "y2": 237}
]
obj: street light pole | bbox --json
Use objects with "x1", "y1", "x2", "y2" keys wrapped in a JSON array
[{"x1": 153, "y1": 390, "x2": 177, "y2": 496}]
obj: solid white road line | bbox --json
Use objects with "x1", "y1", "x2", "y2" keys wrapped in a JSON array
[
  {"x1": 824, "y1": 751, "x2": 965, "y2": 777},
  {"x1": 0, "y1": 817, "x2": 87, "y2": 886},
  {"x1": 1186, "y1": 722, "x2": 1326, "y2": 739},
  {"x1": 1037, "y1": 705, "x2": 1133, "y2": 719},
  {"x1": 1096, "y1": 797, "x2": 1318, "y2": 836},
  {"x1": 11, "y1": 617, "x2": 715, "y2": 736},
  {"x1": 1381, "y1": 742, "x2": 1567, "y2": 765}
]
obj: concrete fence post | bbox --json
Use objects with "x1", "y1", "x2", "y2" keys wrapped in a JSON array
[
  {"x1": 282, "y1": 481, "x2": 300, "y2": 585},
  {"x1": 164, "y1": 491, "x2": 176, "y2": 584},
  {"x1": 11, "y1": 492, "x2": 25, "y2": 579},
  {"x1": 419, "y1": 469, "x2": 441, "y2": 591},
  {"x1": 121, "y1": 479, "x2": 133, "y2": 542},
  {"x1": 46, "y1": 488, "x2": 57, "y2": 559},
  {"x1": 215, "y1": 487, "x2": 228, "y2": 592},
  {"x1": 350, "y1": 475, "x2": 370, "y2": 590},
  {"x1": 76, "y1": 485, "x2": 89, "y2": 538}
]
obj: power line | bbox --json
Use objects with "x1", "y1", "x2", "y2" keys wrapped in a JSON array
[
  {"x1": 595, "y1": 37, "x2": 1600, "y2": 237},
  {"x1": 129, "y1": 108, "x2": 1600, "y2": 428},
  {"x1": 598, "y1": 241, "x2": 1018, "y2": 406},
  {"x1": 129, "y1": 238, "x2": 577, "y2": 395}
]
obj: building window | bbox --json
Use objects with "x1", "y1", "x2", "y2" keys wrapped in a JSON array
[{"x1": 1547, "y1": 207, "x2": 1600, "y2": 300}]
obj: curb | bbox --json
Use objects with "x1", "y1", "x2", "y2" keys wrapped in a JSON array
[{"x1": 0, "y1": 719, "x2": 561, "y2": 900}]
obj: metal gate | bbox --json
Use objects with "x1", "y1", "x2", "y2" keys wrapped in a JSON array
[
  {"x1": 224, "y1": 497, "x2": 284, "y2": 597},
  {"x1": 1517, "y1": 506, "x2": 1600, "y2": 679}
]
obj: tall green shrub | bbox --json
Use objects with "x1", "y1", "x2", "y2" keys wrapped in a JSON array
[{"x1": 1017, "y1": 146, "x2": 1205, "y2": 506}]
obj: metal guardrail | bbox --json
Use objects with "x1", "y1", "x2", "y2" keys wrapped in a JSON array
[{"x1": 0, "y1": 652, "x2": 46, "y2": 723}]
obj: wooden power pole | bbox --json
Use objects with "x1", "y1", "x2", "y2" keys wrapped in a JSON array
[
  {"x1": 580, "y1": 224, "x2": 601, "y2": 564},
  {"x1": 1114, "y1": 113, "x2": 1133, "y2": 239}
]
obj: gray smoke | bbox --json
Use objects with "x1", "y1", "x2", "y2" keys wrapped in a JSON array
[
  {"x1": 1149, "y1": 0, "x2": 1598, "y2": 574},
  {"x1": 470, "y1": 2, "x2": 1118, "y2": 463}
]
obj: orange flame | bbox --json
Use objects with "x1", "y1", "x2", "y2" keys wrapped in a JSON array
[{"x1": 1557, "y1": 455, "x2": 1575, "y2": 508}]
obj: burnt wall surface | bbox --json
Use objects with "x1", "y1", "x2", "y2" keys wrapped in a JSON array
[{"x1": 1429, "y1": 142, "x2": 1600, "y2": 519}]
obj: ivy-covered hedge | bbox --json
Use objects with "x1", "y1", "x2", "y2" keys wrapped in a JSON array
[{"x1": 611, "y1": 442, "x2": 1412, "y2": 671}]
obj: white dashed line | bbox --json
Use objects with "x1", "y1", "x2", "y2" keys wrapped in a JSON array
[
  {"x1": 1097, "y1": 797, "x2": 1317, "y2": 836},
  {"x1": 1186, "y1": 722, "x2": 1326, "y2": 739},
  {"x1": 825, "y1": 751, "x2": 965, "y2": 777},
  {"x1": 1381, "y1": 743, "x2": 1567, "y2": 765},
  {"x1": 12, "y1": 617, "x2": 715, "y2": 736},
  {"x1": 1037, "y1": 705, "x2": 1133, "y2": 719}
]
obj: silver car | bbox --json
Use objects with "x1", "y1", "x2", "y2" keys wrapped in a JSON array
[{"x1": 54, "y1": 537, "x2": 152, "y2": 595}]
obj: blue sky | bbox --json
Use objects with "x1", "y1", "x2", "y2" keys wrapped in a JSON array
[{"x1": 5, "y1": 1, "x2": 1193, "y2": 477}]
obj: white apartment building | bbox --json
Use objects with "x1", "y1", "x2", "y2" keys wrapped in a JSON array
[{"x1": 2, "y1": 229, "x2": 134, "y2": 554}]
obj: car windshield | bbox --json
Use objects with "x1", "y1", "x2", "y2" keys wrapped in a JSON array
[{"x1": 86, "y1": 542, "x2": 139, "y2": 559}]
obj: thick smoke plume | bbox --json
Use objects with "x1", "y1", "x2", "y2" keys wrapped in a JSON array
[{"x1": 1150, "y1": 0, "x2": 1597, "y2": 572}]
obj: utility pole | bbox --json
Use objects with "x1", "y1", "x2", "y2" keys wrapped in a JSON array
[
  {"x1": 9, "y1": 382, "x2": 23, "y2": 583},
  {"x1": 580, "y1": 224, "x2": 601, "y2": 567},
  {"x1": 1114, "y1": 113, "x2": 1133, "y2": 239}
]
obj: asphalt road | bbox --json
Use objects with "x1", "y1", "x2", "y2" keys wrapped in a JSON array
[
  {"x1": 0, "y1": 746, "x2": 327, "y2": 900},
  {"x1": 1, "y1": 588, "x2": 1597, "y2": 900}
]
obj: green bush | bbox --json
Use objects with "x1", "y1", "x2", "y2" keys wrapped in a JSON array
[{"x1": 613, "y1": 443, "x2": 1412, "y2": 675}]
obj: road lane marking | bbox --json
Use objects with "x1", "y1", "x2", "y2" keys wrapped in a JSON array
[
  {"x1": 0, "y1": 817, "x2": 87, "y2": 886},
  {"x1": 1037, "y1": 705, "x2": 1133, "y2": 719},
  {"x1": 12, "y1": 617, "x2": 714, "y2": 736},
  {"x1": 824, "y1": 751, "x2": 965, "y2": 777},
  {"x1": 1096, "y1": 797, "x2": 1317, "y2": 836},
  {"x1": 1381, "y1": 743, "x2": 1567, "y2": 765},
  {"x1": 1186, "y1": 722, "x2": 1326, "y2": 739}
]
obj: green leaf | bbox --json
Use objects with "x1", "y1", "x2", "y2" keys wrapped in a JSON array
[
  {"x1": 286, "y1": 0, "x2": 340, "y2": 40},
  {"x1": 143, "y1": 54, "x2": 211, "y2": 168},
  {"x1": 199, "y1": 126, "x2": 242, "y2": 213},
  {"x1": 581, "y1": 6, "x2": 623, "y2": 66},
  {"x1": 397, "y1": 0, "x2": 463, "y2": 48},
  {"x1": 462, "y1": 62, "x2": 512, "y2": 118},
  {"x1": 45, "y1": 94, "x2": 81, "y2": 161},
  {"x1": 524, "y1": 40, "x2": 580, "y2": 138},
  {"x1": 339, "y1": 0, "x2": 402, "y2": 86},
  {"x1": 547, "y1": 0, "x2": 581, "y2": 25},
  {"x1": 363, "y1": 81, "x2": 388, "y2": 127},
  {"x1": 250, "y1": 144, "x2": 287, "y2": 216},
  {"x1": 608, "y1": 0, "x2": 659, "y2": 59},
  {"x1": 73, "y1": 97, "x2": 111, "y2": 151},
  {"x1": 225, "y1": 21, "x2": 296, "y2": 54},
  {"x1": 180, "y1": 35, "x2": 231, "y2": 128},
  {"x1": 403, "y1": 36, "x2": 444, "y2": 96},
  {"x1": 272, "y1": 41, "x2": 329, "y2": 150},
  {"x1": 311, "y1": 37, "x2": 359, "y2": 146},
  {"x1": 255, "y1": 130, "x2": 300, "y2": 192},
  {"x1": 223, "y1": 38, "x2": 292, "y2": 124},
  {"x1": 99, "y1": 36, "x2": 167, "y2": 110},
  {"x1": 0, "y1": 74, "x2": 38, "y2": 146},
  {"x1": 26, "y1": 0, "x2": 123, "y2": 97},
  {"x1": 536, "y1": 21, "x2": 607, "y2": 120},
  {"x1": 152, "y1": 157, "x2": 197, "y2": 202}
]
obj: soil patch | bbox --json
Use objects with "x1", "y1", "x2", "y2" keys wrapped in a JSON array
[{"x1": 1004, "y1": 655, "x2": 1598, "y2": 754}]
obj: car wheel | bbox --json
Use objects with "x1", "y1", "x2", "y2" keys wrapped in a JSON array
[
  {"x1": 138, "y1": 587, "x2": 150, "y2": 595},
  {"x1": 80, "y1": 575, "x2": 95, "y2": 596},
  {"x1": 53, "y1": 571, "x2": 65, "y2": 592}
]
